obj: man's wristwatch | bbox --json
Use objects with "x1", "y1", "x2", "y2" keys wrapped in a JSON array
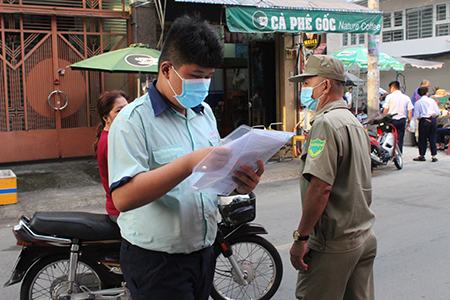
[{"x1": 293, "y1": 230, "x2": 309, "y2": 242}]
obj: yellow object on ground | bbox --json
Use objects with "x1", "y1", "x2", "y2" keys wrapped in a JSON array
[
  {"x1": 292, "y1": 135, "x2": 306, "y2": 157},
  {"x1": 0, "y1": 170, "x2": 17, "y2": 205}
]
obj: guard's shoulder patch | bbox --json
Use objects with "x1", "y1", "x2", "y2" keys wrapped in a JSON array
[{"x1": 308, "y1": 138, "x2": 326, "y2": 158}]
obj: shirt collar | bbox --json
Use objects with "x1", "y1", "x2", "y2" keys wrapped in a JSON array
[
  {"x1": 148, "y1": 80, "x2": 204, "y2": 117},
  {"x1": 311, "y1": 99, "x2": 349, "y2": 124}
]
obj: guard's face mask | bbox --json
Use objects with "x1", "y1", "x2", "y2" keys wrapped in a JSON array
[
  {"x1": 300, "y1": 80, "x2": 326, "y2": 111},
  {"x1": 167, "y1": 66, "x2": 211, "y2": 108}
]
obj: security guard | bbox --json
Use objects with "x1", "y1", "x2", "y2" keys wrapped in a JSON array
[{"x1": 289, "y1": 55, "x2": 377, "y2": 300}]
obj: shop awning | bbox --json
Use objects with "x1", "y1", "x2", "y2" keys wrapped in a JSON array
[
  {"x1": 396, "y1": 57, "x2": 444, "y2": 70},
  {"x1": 174, "y1": 0, "x2": 382, "y2": 34}
]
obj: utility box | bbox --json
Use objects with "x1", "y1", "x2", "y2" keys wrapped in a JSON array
[{"x1": 0, "y1": 170, "x2": 17, "y2": 205}]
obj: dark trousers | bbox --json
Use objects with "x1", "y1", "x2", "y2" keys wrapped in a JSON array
[
  {"x1": 120, "y1": 239, "x2": 216, "y2": 300},
  {"x1": 437, "y1": 127, "x2": 450, "y2": 144},
  {"x1": 418, "y1": 118, "x2": 437, "y2": 156},
  {"x1": 391, "y1": 118, "x2": 406, "y2": 153}
]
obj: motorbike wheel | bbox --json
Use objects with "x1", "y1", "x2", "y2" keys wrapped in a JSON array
[
  {"x1": 20, "y1": 254, "x2": 106, "y2": 300},
  {"x1": 211, "y1": 235, "x2": 283, "y2": 300},
  {"x1": 393, "y1": 148, "x2": 403, "y2": 170}
]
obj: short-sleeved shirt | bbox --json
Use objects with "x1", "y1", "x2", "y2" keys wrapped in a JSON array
[
  {"x1": 344, "y1": 91, "x2": 352, "y2": 106},
  {"x1": 108, "y1": 81, "x2": 221, "y2": 254},
  {"x1": 383, "y1": 90, "x2": 413, "y2": 120},
  {"x1": 299, "y1": 100, "x2": 375, "y2": 253},
  {"x1": 414, "y1": 96, "x2": 440, "y2": 119},
  {"x1": 96, "y1": 130, "x2": 120, "y2": 216}
]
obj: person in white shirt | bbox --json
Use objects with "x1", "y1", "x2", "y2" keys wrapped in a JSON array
[
  {"x1": 344, "y1": 86, "x2": 353, "y2": 110},
  {"x1": 383, "y1": 81, "x2": 413, "y2": 153},
  {"x1": 413, "y1": 86, "x2": 440, "y2": 162}
]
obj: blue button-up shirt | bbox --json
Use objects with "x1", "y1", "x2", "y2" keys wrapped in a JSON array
[
  {"x1": 414, "y1": 96, "x2": 440, "y2": 119},
  {"x1": 108, "y1": 81, "x2": 221, "y2": 254}
]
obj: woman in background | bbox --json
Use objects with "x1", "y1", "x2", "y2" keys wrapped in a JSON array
[{"x1": 94, "y1": 90, "x2": 129, "y2": 222}]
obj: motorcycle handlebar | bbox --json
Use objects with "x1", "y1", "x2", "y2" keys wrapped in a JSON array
[{"x1": 364, "y1": 113, "x2": 398, "y2": 126}]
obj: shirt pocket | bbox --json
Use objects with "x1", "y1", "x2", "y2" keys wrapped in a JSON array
[
  {"x1": 208, "y1": 137, "x2": 221, "y2": 147},
  {"x1": 152, "y1": 145, "x2": 186, "y2": 168}
]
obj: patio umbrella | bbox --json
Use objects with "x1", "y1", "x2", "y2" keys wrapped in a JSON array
[
  {"x1": 345, "y1": 72, "x2": 364, "y2": 86},
  {"x1": 332, "y1": 46, "x2": 404, "y2": 72},
  {"x1": 70, "y1": 43, "x2": 160, "y2": 73}
]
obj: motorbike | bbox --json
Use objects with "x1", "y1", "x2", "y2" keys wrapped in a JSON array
[
  {"x1": 4, "y1": 193, "x2": 283, "y2": 300},
  {"x1": 365, "y1": 113, "x2": 403, "y2": 170}
]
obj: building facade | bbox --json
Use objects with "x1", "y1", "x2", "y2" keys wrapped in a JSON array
[{"x1": 328, "y1": 0, "x2": 450, "y2": 100}]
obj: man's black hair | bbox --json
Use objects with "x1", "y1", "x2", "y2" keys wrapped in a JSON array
[
  {"x1": 158, "y1": 15, "x2": 223, "y2": 68},
  {"x1": 389, "y1": 81, "x2": 400, "y2": 90},
  {"x1": 418, "y1": 86, "x2": 428, "y2": 96}
]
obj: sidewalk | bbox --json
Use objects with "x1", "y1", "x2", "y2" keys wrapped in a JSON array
[{"x1": 0, "y1": 158, "x2": 301, "y2": 225}]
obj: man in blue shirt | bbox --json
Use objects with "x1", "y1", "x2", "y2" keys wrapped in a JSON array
[
  {"x1": 413, "y1": 86, "x2": 440, "y2": 162},
  {"x1": 108, "y1": 16, "x2": 264, "y2": 300}
]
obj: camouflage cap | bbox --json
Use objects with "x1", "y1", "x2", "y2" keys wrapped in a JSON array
[{"x1": 289, "y1": 55, "x2": 345, "y2": 83}]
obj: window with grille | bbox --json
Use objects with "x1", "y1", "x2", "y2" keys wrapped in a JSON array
[
  {"x1": 382, "y1": 10, "x2": 404, "y2": 43},
  {"x1": 382, "y1": 30, "x2": 404, "y2": 42},
  {"x1": 350, "y1": 33, "x2": 357, "y2": 45},
  {"x1": 436, "y1": 23, "x2": 450, "y2": 36},
  {"x1": 358, "y1": 34, "x2": 365, "y2": 44},
  {"x1": 436, "y1": 4, "x2": 447, "y2": 21},
  {"x1": 383, "y1": 13, "x2": 392, "y2": 28},
  {"x1": 406, "y1": 6, "x2": 433, "y2": 39},
  {"x1": 394, "y1": 11, "x2": 403, "y2": 27},
  {"x1": 343, "y1": 34, "x2": 348, "y2": 46}
]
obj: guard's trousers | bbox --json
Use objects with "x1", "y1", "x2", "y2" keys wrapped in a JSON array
[{"x1": 296, "y1": 232, "x2": 377, "y2": 300}]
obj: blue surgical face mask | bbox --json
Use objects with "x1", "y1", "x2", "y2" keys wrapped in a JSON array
[
  {"x1": 300, "y1": 80, "x2": 326, "y2": 111},
  {"x1": 167, "y1": 67, "x2": 211, "y2": 108}
]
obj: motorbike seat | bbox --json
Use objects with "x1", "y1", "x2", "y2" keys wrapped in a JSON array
[{"x1": 29, "y1": 212, "x2": 121, "y2": 241}]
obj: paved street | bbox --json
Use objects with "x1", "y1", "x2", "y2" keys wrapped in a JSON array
[{"x1": 1, "y1": 148, "x2": 450, "y2": 299}]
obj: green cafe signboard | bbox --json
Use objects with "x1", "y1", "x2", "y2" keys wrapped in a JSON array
[{"x1": 226, "y1": 6, "x2": 382, "y2": 35}]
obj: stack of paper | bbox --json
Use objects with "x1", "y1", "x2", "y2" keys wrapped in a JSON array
[{"x1": 191, "y1": 125, "x2": 294, "y2": 195}]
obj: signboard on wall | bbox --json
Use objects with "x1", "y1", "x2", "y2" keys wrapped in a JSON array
[
  {"x1": 226, "y1": 6, "x2": 382, "y2": 34},
  {"x1": 302, "y1": 33, "x2": 320, "y2": 50}
]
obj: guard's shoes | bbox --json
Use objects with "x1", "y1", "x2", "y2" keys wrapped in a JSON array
[
  {"x1": 431, "y1": 157, "x2": 438, "y2": 162},
  {"x1": 413, "y1": 156, "x2": 426, "y2": 161}
]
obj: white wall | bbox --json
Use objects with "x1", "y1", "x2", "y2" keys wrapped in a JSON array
[
  {"x1": 379, "y1": 0, "x2": 450, "y2": 56},
  {"x1": 380, "y1": 53, "x2": 450, "y2": 97},
  {"x1": 376, "y1": 0, "x2": 450, "y2": 95},
  {"x1": 381, "y1": 36, "x2": 450, "y2": 57},
  {"x1": 380, "y1": 0, "x2": 443, "y2": 12},
  {"x1": 326, "y1": 33, "x2": 344, "y2": 54},
  {"x1": 332, "y1": 0, "x2": 450, "y2": 56}
]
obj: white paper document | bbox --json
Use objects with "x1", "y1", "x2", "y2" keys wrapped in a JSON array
[{"x1": 190, "y1": 126, "x2": 294, "y2": 195}]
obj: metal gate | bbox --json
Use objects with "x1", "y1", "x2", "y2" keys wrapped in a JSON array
[{"x1": 0, "y1": 12, "x2": 129, "y2": 163}]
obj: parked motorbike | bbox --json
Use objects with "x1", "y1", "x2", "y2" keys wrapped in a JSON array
[
  {"x1": 4, "y1": 193, "x2": 283, "y2": 300},
  {"x1": 365, "y1": 113, "x2": 403, "y2": 170},
  {"x1": 212, "y1": 193, "x2": 283, "y2": 300}
]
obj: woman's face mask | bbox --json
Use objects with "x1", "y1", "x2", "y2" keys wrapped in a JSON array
[
  {"x1": 167, "y1": 66, "x2": 211, "y2": 109},
  {"x1": 300, "y1": 80, "x2": 326, "y2": 111}
]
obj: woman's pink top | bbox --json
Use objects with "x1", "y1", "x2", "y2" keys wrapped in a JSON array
[{"x1": 97, "y1": 130, "x2": 120, "y2": 216}]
